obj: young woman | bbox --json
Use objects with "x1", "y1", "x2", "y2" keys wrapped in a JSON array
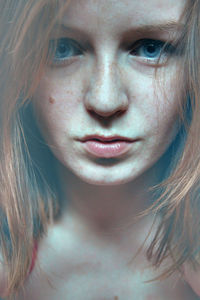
[{"x1": 0, "y1": 0, "x2": 200, "y2": 299}]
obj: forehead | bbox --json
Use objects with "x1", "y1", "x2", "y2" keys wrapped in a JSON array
[{"x1": 60, "y1": 0, "x2": 186, "y2": 31}]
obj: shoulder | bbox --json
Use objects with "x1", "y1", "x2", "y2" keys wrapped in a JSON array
[{"x1": 183, "y1": 263, "x2": 200, "y2": 297}]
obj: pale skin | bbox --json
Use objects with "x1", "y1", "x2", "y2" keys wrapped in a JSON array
[{"x1": 1, "y1": 0, "x2": 200, "y2": 299}]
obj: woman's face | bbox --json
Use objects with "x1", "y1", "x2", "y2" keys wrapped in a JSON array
[{"x1": 33, "y1": 0, "x2": 185, "y2": 186}]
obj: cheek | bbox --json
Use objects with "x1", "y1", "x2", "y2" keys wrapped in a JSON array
[
  {"x1": 32, "y1": 76, "x2": 82, "y2": 136},
  {"x1": 128, "y1": 74, "x2": 179, "y2": 135},
  {"x1": 155, "y1": 80, "x2": 180, "y2": 136}
]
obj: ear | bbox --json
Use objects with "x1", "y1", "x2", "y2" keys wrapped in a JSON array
[{"x1": 183, "y1": 263, "x2": 200, "y2": 297}]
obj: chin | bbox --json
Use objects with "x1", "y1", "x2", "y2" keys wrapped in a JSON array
[
  {"x1": 60, "y1": 157, "x2": 157, "y2": 187},
  {"x1": 75, "y1": 170, "x2": 139, "y2": 186},
  {"x1": 80, "y1": 179, "x2": 129, "y2": 186}
]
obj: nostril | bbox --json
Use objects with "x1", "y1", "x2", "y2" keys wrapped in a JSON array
[
  {"x1": 87, "y1": 109, "x2": 125, "y2": 121},
  {"x1": 84, "y1": 80, "x2": 129, "y2": 118}
]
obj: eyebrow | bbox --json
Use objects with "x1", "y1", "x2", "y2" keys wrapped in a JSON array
[
  {"x1": 56, "y1": 20, "x2": 183, "y2": 38},
  {"x1": 130, "y1": 21, "x2": 183, "y2": 34}
]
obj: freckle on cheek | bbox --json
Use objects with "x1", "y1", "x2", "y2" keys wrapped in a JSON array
[{"x1": 49, "y1": 96, "x2": 56, "y2": 104}]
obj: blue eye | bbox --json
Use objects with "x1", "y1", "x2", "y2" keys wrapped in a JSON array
[
  {"x1": 130, "y1": 39, "x2": 175, "y2": 60},
  {"x1": 49, "y1": 38, "x2": 82, "y2": 61}
]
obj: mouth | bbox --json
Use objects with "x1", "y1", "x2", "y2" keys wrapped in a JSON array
[
  {"x1": 80, "y1": 135, "x2": 135, "y2": 143},
  {"x1": 78, "y1": 135, "x2": 136, "y2": 158}
]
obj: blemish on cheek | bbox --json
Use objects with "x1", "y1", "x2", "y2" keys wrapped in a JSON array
[{"x1": 49, "y1": 96, "x2": 56, "y2": 104}]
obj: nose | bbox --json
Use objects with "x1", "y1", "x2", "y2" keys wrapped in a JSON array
[{"x1": 84, "y1": 55, "x2": 129, "y2": 119}]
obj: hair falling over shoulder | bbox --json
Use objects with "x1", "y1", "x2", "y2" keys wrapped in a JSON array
[
  {"x1": 0, "y1": 0, "x2": 200, "y2": 297},
  {"x1": 0, "y1": 0, "x2": 69, "y2": 296}
]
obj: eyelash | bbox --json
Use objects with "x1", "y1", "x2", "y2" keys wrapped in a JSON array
[
  {"x1": 129, "y1": 39, "x2": 176, "y2": 64},
  {"x1": 48, "y1": 38, "x2": 83, "y2": 65},
  {"x1": 48, "y1": 37, "x2": 176, "y2": 66}
]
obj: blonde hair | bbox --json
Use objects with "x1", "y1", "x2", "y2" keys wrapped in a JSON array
[{"x1": 0, "y1": 0, "x2": 199, "y2": 296}]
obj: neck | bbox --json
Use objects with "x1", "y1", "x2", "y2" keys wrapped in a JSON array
[{"x1": 56, "y1": 162, "x2": 160, "y2": 239}]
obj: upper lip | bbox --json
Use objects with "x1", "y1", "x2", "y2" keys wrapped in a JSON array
[{"x1": 79, "y1": 135, "x2": 135, "y2": 142}]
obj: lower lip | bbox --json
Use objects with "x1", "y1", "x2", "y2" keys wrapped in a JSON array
[{"x1": 83, "y1": 140, "x2": 133, "y2": 158}]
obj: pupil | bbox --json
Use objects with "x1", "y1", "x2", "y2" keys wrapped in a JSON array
[
  {"x1": 147, "y1": 44, "x2": 156, "y2": 53},
  {"x1": 58, "y1": 43, "x2": 67, "y2": 54}
]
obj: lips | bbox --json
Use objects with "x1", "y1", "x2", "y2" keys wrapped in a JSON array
[
  {"x1": 79, "y1": 135, "x2": 135, "y2": 158},
  {"x1": 80, "y1": 135, "x2": 134, "y2": 143}
]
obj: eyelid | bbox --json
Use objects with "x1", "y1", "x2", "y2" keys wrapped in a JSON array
[
  {"x1": 129, "y1": 38, "x2": 174, "y2": 52},
  {"x1": 48, "y1": 37, "x2": 84, "y2": 59},
  {"x1": 50, "y1": 37, "x2": 81, "y2": 46},
  {"x1": 48, "y1": 37, "x2": 177, "y2": 68},
  {"x1": 132, "y1": 56, "x2": 166, "y2": 67},
  {"x1": 128, "y1": 38, "x2": 177, "y2": 65}
]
